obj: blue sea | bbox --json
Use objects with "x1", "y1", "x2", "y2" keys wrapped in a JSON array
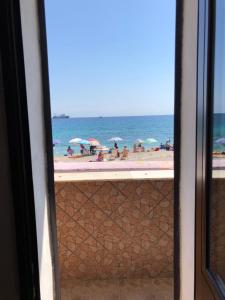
[
  {"x1": 52, "y1": 113, "x2": 225, "y2": 156},
  {"x1": 213, "y1": 113, "x2": 225, "y2": 151},
  {"x1": 52, "y1": 115, "x2": 174, "y2": 156}
]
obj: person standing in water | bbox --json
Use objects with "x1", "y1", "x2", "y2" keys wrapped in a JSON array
[{"x1": 67, "y1": 146, "x2": 74, "y2": 156}]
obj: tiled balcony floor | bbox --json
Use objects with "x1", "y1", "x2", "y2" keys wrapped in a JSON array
[{"x1": 61, "y1": 277, "x2": 173, "y2": 300}]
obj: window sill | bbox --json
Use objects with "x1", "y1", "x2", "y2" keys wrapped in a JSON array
[{"x1": 54, "y1": 169, "x2": 174, "y2": 182}]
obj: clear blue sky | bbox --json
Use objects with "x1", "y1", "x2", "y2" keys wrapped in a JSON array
[{"x1": 45, "y1": 0, "x2": 176, "y2": 117}]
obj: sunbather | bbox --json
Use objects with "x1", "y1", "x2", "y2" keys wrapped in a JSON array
[
  {"x1": 96, "y1": 151, "x2": 104, "y2": 161},
  {"x1": 120, "y1": 146, "x2": 129, "y2": 160},
  {"x1": 108, "y1": 149, "x2": 117, "y2": 161}
]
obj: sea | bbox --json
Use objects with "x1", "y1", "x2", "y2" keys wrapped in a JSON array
[
  {"x1": 52, "y1": 113, "x2": 225, "y2": 156},
  {"x1": 52, "y1": 115, "x2": 174, "y2": 156},
  {"x1": 213, "y1": 113, "x2": 225, "y2": 151}
]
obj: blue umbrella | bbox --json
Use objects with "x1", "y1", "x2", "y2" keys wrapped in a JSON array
[
  {"x1": 53, "y1": 139, "x2": 61, "y2": 144},
  {"x1": 53, "y1": 139, "x2": 61, "y2": 147},
  {"x1": 79, "y1": 139, "x2": 90, "y2": 145},
  {"x1": 216, "y1": 138, "x2": 225, "y2": 145}
]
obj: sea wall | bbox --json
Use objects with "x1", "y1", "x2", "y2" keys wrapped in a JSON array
[{"x1": 55, "y1": 179, "x2": 174, "y2": 284}]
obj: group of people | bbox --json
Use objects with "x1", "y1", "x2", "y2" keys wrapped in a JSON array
[
  {"x1": 160, "y1": 139, "x2": 174, "y2": 151},
  {"x1": 133, "y1": 139, "x2": 174, "y2": 153},
  {"x1": 67, "y1": 144, "x2": 95, "y2": 156},
  {"x1": 133, "y1": 143, "x2": 145, "y2": 153},
  {"x1": 97, "y1": 143, "x2": 129, "y2": 162},
  {"x1": 111, "y1": 143, "x2": 129, "y2": 160},
  {"x1": 67, "y1": 139, "x2": 173, "y2": 159},
  {"x1": 66, "y1": 142, "x2": 129, "y2": 161}
]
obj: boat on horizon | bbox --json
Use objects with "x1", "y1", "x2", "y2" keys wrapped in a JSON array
[{"x1": 52, "y1": 114, "x2": 70, "y2": 119}]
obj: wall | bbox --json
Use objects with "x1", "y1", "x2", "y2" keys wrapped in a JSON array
[{"x1": 55, "y1": 179, "x2": 173, "y2": 285}]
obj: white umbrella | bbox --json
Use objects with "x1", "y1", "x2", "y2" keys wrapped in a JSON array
[
  {"x1": 108, "y1": 137, "x2": 123, "y2": 142},
  {"x1": 69, "y1": 138, "x2": 83, "y2": 144},
  {"x1": 146, "y1": 138, "x2": 158, "y2": 143},
  {"x1": 135, "y1": 139, "x2": 144, "y2": 144},
  {"x1": 69, "y1": 138, "x2": 90, "y2": 145}
]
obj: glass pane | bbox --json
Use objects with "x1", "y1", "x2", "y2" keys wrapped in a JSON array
[{"x1": 210, "y1": 0, "x2": 225, "y2": 290}]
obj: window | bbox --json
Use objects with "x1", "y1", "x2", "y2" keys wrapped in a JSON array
[{"x1": 45, "y1": 1, "x2": 176, "y2": 299}]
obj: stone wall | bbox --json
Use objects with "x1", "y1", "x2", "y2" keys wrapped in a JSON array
[{"x1": 55, "y1": 179, "x2": 174, "y2": 283}]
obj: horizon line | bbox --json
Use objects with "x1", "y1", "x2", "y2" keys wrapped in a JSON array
[{"x1": 52, "y1": 113, "x2": 175, "y2": 119}]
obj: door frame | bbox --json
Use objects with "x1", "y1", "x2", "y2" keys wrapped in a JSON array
[
  {"x1": 195, "y1": 0, "x2": 225, "y2": 298},
  {"x1": 1, "y1": 0, "x2": 183, "y2": 298},
  {"x1": 0, "y1": 0, "x2": 41, "y2": 298},
  {"x1": 31, "y1": 0, "x2": 183, "y2": 299},
  {"x1": 174, "y1": 0, "x2": 183, "y2": 299}
]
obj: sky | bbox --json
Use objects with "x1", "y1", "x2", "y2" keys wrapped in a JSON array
[{"x1": 45, "y1": 0, "x2": 176, "y2": 117}]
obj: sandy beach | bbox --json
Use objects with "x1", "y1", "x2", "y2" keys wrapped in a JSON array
[
  {"x1": 54, "y1": 150, "x2": 174, "y2": 173},
  {"x1": 54, "y1": 149, "x2": 174, "y2": 163},
  {"x1": 54, "y1": 150, "x2": 225, "y2": 174}
]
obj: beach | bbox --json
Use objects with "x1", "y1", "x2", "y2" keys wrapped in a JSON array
[
  {"x1": 54, "y1": 149, "x2": 174, "y2": 163},
  {"x1": 53, "y1": 150, "x2": 174, "y2": 175},
  {"x1": 54, "y1": 150, "x2": 225, "y2": 174},
  {"x1": 52, "y1": 115, "x2": 225, "y2": 173}
]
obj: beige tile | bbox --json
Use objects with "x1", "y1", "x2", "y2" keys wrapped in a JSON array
[
  {"x1": 74, "y1": 181, "x2": 104, "y2": 198},
  {"x1": 92, "y1": 182, "x2": 126, "y2": 216},
  {"x1": 57, "y1": 183, "x2": 88, "y2": 217},
  {"x1": 60, "y1": 218, "x2": 90, "y2": 253},
  {"x1": 60, "y1": 278, "x2": 173, "y2": 300},
  {"x1": 55, "y1": 180, "x2": 174, "y2": 280},
  {"x1": 119, "y1": 278, "x2": 173, "y2": 300},
  {"x1": 73, "y1": 200, "x2": 108, "y2": 235},
  {"x1": 61, "y1": 279, "x2": 120, "y2": 300}
]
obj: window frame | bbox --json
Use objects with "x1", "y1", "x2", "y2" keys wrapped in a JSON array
[
  {"x1": 0, "y1": 0, "x2": 41, "y2": 298},
  {"x1": 195, "y1": 0, "x2": 225, "y2": 298},
  {"x1": 1, "y1": 0, "x2": 182, "y2": 299}
]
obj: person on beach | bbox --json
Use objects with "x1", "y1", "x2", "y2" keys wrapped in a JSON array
[
  {"x1": 90, "y1": 145, "x2": 96, "y2": 155},
  {"x1": 96, "y1": 151, "x2": 104, "y2": 161},
  {"x1": 80, "y1": 144, "x2": 85, "y2": 155},
  {"x1": 114, "y1": 142, "x2": 120, "y2": 157},
  {"x1": 120, "y1": 146, "x2": 129, "y2": 160},
  {"x1": 67, "y1": 146, "x2": 74, "y2": 156}
]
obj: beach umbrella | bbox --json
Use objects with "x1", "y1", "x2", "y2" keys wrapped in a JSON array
[
  {"x1": 69, "y1": 138, "x2": 83, "y2": 144},
  {"x1": 146, "y1": 138, "x2": 158, "y2": 143},
  {"x1": 135, "y1": 139, "x2": 144, "y2": 144},
  {"x1": 79, "y1": 139, "x2": 90, "y2": 145},
  {"x1": 69, "y1": 138, "x2": 90, "y2": 145},
  {"x1": 87, "y1": 138, "x2": 100, "y2": 146},
  {"x1": 53, "y1": 139, "x2": 61, "y2": 144},
  {"x1": 216, "y1": 137, "x2": 225, "y2": 145},
  {"x1": 53, "y1": 139, "x2": 61, "y2": 147},
  {"x1": 108, "y1": 137, "x2": 123, "y2": 142}
]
